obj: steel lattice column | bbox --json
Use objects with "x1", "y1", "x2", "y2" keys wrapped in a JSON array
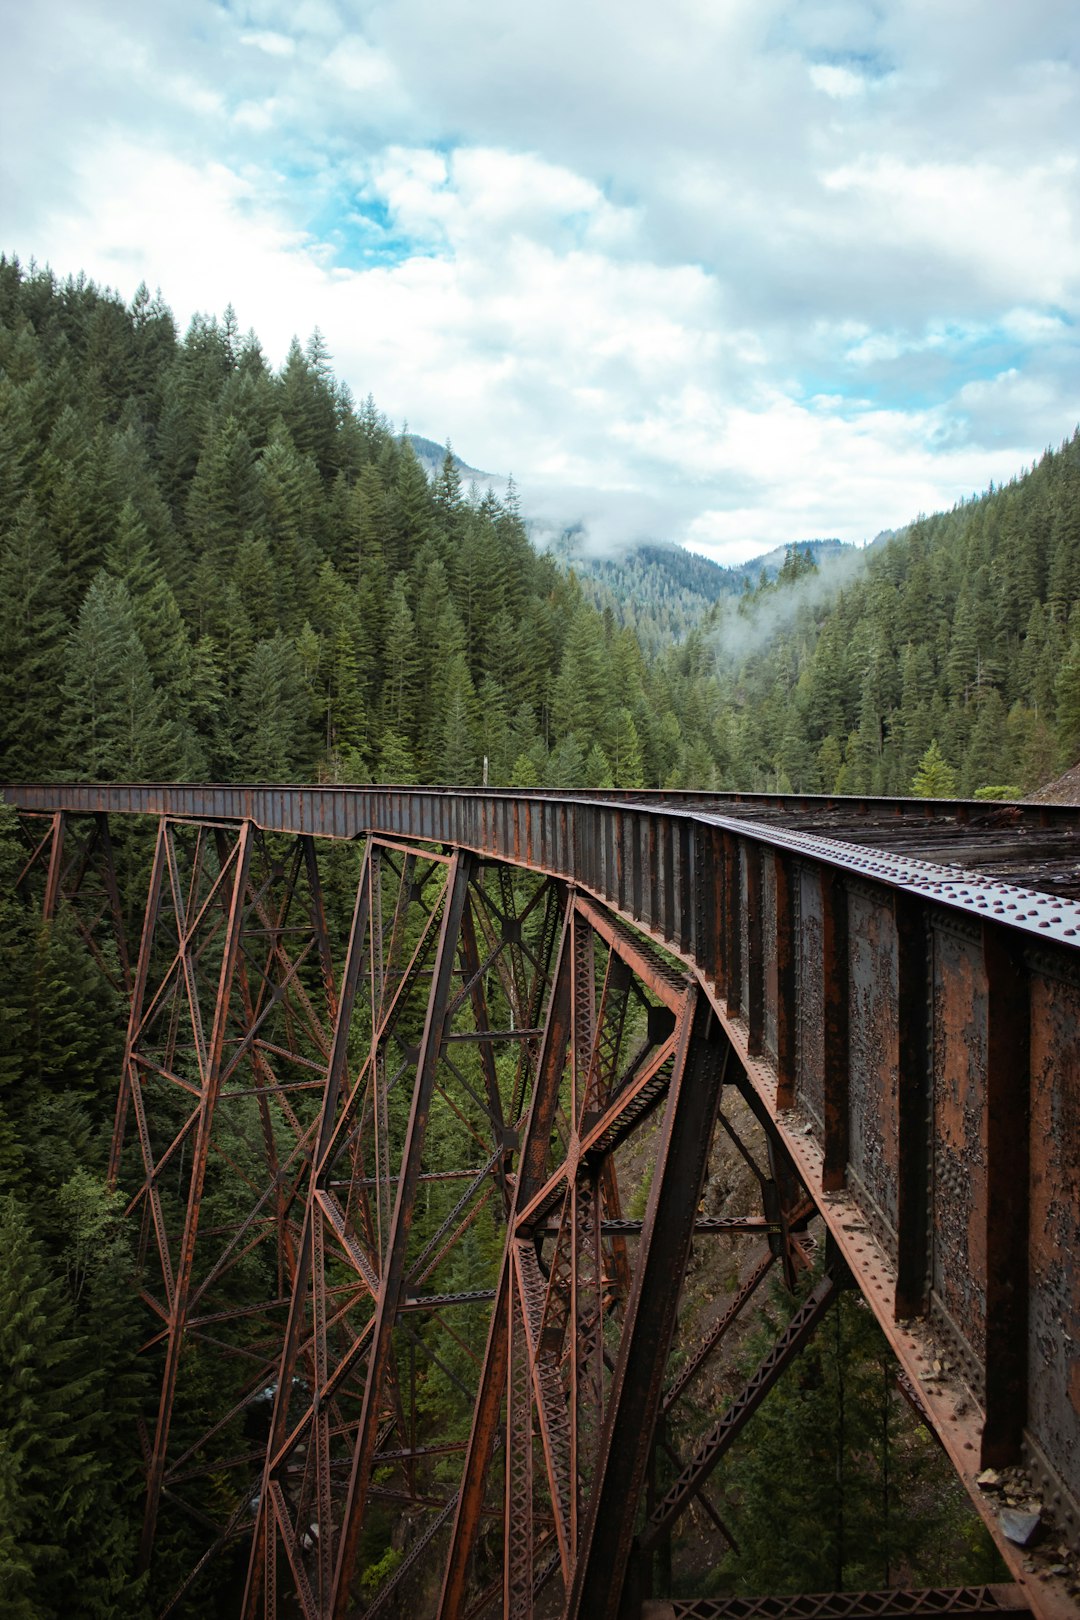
[
  {"x1": 242, "y1": 844, "x2": 564, "y2": 1618},
  {"x1": 108, "y1": 818, "x2": 346, "y2": 1608}
]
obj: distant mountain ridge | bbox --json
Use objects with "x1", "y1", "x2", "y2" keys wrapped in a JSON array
[
  {"x1": 406, "y1": 434, "x2": 505, "y2": 498},
  {"x1": 407, "y1": 431, "x2": 872, "y2": 653},
  {"x1": 556, "y1": 536, "x2": 863, "y2": 654}
]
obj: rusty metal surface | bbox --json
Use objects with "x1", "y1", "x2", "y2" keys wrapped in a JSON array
[
  {"x1": 930, "y1": 918, "x2": 990, "y2": 1390},
  {"x1": 1029, "y1": 960, "x2": 1080, "y2": 1543},
  {"x1": 847, "y1": 884, "x2": 901, "y2": 1250},
  {"x1": 646, "y1": 1587, "x2": 1033, "y2": 1618},
  {"x1": 6, "y1": 783, "x2": 1080, "y2": 1620}
]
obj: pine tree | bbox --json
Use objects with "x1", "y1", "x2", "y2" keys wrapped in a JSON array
[
  {"x1": 38, "y1": 406, "x2": 120, "y2": 607},
  {"x1": 106, "y1": 499, "x2": 204, "y2": 775},
  {"x1": 232, "y1": 533, "x2": 279, "y2": 640},
  {"x1": 61, "y1": 571, "x2": 178, "y2": 780},
  {"x1": 1054, "y1": 618, "x2": 1080, "y2": 766},
  {"x1": 0, "y1": 496, "x2": 69, "y2": 776},
  {"x1": 387, "y1": 438, "x2": 437, "y2": 569},
  {"x1": 0, "y1": 1195, "x2": 146, "y2": 1618},
  {"x1": 912, "y1": 740, "x2": 958, "y2": 798},
  {"x1": 476, "y1": 676, "x2": 511, "y2": 784},
  {"x1": 547, "y1": 734, "x2": 587, "y2": 789},
  {"x1": 128, "y1": 280, "x2": 177, "y2": 421},
  {"x1": 961, "y1": 690, "x2": 1008, "y2": 794},
  {"x1": 185, "y1": 413, "x2": 260, "y2": 568},
  {"x1": 1005, "y1": 702, "x2": 1056, "y2": 792},
  {"x1": 434, "y1": 653, "x2": 478, "y2": 784},
  {"x1": 434, "y1": 443, "x2": 465, "y2": 546},
  {"x1": 376, "y1": 727, "x2": 419, "y2": 785},
  {"x1": 236, "y1": 633, "x2": 311, "y2": 779},
  {"x1": 278, "y1": 332, "x2": 340, "y2": 477},
  {"x1": 0, "y1": 370, "x2": 37, "y2": 517},
  {"x1": 609, "y1": 707, "x2": 645, "y2": 789},
  {"x1": 380, "y1": 573, "x2": 419, "y2": 737},
  {"x1": 551, "y1": 605, "x2": 613, "y2": 745},
  {"x1": 255, "y1": 418, "x2": 323, "y2": 611},
  {"x1": 583, "y1": 741, "x2": 614, "y2": 789}
]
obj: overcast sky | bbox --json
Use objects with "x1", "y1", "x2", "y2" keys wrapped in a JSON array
[{"x1": 3, "y1": 1, "x2": 1079, "y2": 562}]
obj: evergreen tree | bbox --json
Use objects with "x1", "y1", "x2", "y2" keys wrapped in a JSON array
[
  {"x1": 1055, "y1": 618, "x2": 1080, "y2": 766},
  {"x1": 961, "y1": 690, "x2": 1007, "y2": 795},
  {"x1": 38, "y1": 406, "x2": 120, "y2": 607},
  {"x1": 0, "y1": 496, "x2": 69, "y2": 776},
  {"x1": 376, "y1": 727, "x2": 419, "y2": 785},
  {"x1": 236, "y1": 633, "x2": 310, "y2": 780},
  {"x1": 0, "y1": 1195, "x2": 146, "y2": 1618},
  {"x1": 185, "y1": 413, "x2": 260, "y2": 569},
  {"x1": 912, "y1": 739, "x2": 958, "y2": 798},
  {"x1": 106, "y1": 499, "x2": 204, "y2": 775},
  {"x1": 434, "y1": 652, "x2": 479, "y2": 784},
  {"x1": 711, "y1": 1287, "x2": 999, "y2": 1596},
  {"x1": 255, "y1": 417, "x2": 323, "y2": 610},
  {"x1": 61, "y1": 571, "x2": 178, "y2": 780},
  {"x1": 381, "y1": 573, "x2": 419, "y2": 737}
]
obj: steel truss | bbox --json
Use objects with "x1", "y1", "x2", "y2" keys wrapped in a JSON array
[
  {"x1": 16, "y1": 807, "x2": 132, "y2": 990},
  {"x1": 24, "y1": 808, "x2": 1036, "y2": 1620}
]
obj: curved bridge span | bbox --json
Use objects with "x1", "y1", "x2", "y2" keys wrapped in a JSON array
[{"x1": 8, "y1": 783, "x2": 1080, "y2": 1620}]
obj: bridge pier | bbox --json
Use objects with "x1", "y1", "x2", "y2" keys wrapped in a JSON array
[{"x1": 7, "y1": 783, "x2": 1080, "y2": 1620}]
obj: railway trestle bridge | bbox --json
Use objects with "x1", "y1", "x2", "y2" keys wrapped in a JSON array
[{"x1": 7, "y1": 782, "x2": 1080, "y2": 1620}]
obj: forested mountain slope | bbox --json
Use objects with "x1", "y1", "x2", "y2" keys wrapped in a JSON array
[
  {"x1": 1, "y1": 251, "x2": 1079, "y2": 804},
  {"x1": 554, "y1": 536, "x2": 858, "y2": 655},
  {"x1": 693, "y1": 440, "x2": 1080, "y2": 797},
  {"x1": 0, "y1": 255, "x2": 1047, "y2": 1613},
  {"x1": 0, "y1": 256, "x2": 724, "y2": 793}
]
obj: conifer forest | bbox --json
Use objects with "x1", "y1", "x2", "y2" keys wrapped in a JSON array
[{"x1": 3, "y1": 254, "x2": 1079, "y2": 1614}]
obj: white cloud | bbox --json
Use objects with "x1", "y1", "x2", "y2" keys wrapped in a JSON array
[
  {"x1": 1000, "y1": 307, "x2": 1069, "y2": 345},
  {"x1": 3, "y1": 0, "x2": 1080, "y2": 562},
  {"x1": 240, "y1": 30, "x2": 296, "y2": 58},
  {"x1": 37, "y1": 140, "x2": 319, "y2": 335},
  {"x1": 289, "y1": 1, "x2": 341, "y2": 38},
  {"x1": 233, "y1": 98, "x2": 283, "y2": 134},
  {"x1": 362, "y1": 146, "x2": 640, "y2": 256},
  {"x1": 323, "y1": 36, "x2": 401, "y2": 96},
  {"x1": 821, "y1": 155, "x2": 1080, "y2": 306},
  {"x1": 809, "y1": 63, "x2": 868, "y2": 98}
]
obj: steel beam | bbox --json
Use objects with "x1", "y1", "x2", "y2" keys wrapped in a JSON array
[
  {"x1": 566, "y1": 992, "x2": 729, "y2": 1620},
  {"x1": 9, "y1": 782, "x2": 1080, "y2": 1620}
]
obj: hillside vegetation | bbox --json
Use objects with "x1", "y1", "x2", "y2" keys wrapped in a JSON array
[
  {"x1": 562, "y1": 536, "x2": 856, "y2": 656},
  {"x1": 0, "y1": 257, "x2": 1034, "y2": 1614},
  {"x1": 5, "y1": 256, "x2": 1078, "y2": 804},
  {"x1": 0, "y1": 257, "x2": 706, "y2": 793},
  {"x1": 695, "y1": 452, "x2": 1080, "y2": 797}
]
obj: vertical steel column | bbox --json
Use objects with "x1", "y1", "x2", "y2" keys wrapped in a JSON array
[
  {"x1": 42, "y1": 807, "x2": 65, "y2": 918},
  {"x1": 980, "y1": 923, "x2": 1030, "y2": 1466},
  {"x1": 439, "y1": 891, "x2": 573, "y2": 1617},
  {"x1": 722, "y1": 833, "x2": 741, "y2": 1018},
  {"x1": 745, "y1": 843, "x2": 764, "y2": 1057},
  {"x1": 773, "y1": 854, "x2": 797, "y2": 1107},
  {"x1": 108, "y1": 818, "x2": 168, "y2": 1188},
  {"x1": 139, "y1": 819, "x2": 254, "y2": 1566},
  {"x1": 821, "y1": 870, "x2": 850, "y2": 1192},
  {"x1": 331, "y1": 852, "x2": 474, "y2": 1615},
  {"x1": 894, "y1": 892, "x2": 932, "y2": 1320},
  {"x1": 566, "y1": 991, "x2": 729, "y2": 1620},
  {"x1": 506, "y1": 1283, "x2": 535, "y2": 1617},
  {"x1": 242, "y1": 844, "x2": 374, "y2": 1619}
]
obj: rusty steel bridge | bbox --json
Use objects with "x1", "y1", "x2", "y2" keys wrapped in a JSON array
[{"x1": 7, "y1": 782, "x2": 1080, "y2": 1620}]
